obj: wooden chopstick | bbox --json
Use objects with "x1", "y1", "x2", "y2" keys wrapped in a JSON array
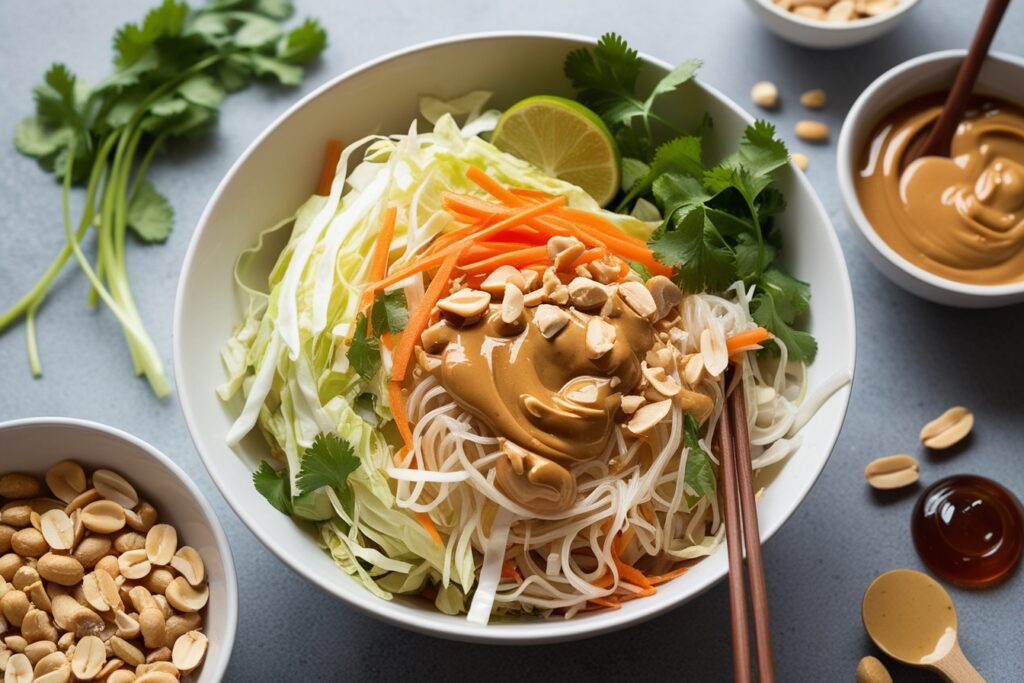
[
  {"x1": 718, "y1": 371, "x2": 775, "y2": 683},
  {"x1": 716, "y1": 390, "x2": 751, "y2": 683}
]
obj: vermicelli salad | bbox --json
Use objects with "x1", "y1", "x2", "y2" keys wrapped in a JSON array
[{"x1": 219, "y1": 35, "x2": 849, "y2": 622}]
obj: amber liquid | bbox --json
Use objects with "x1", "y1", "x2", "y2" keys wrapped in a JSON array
[{"x1": 912, "y1": 475, "x2": 1024, "y2": 588}]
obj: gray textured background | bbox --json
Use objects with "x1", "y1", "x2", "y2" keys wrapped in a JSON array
[{"x1": 2, "y1": 1, "x2": 1023, "y2": 681}]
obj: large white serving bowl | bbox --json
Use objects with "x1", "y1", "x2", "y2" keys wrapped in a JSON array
[
  {"x1": 174, "y1": 32, "x2": 855, "y2": 644},
  {"x1": 0, "y1": 418, "x2": 237, "y2": 680},
  {"x1": 837, "y1": 50, "x2": 1024, "y2": 308},
  {"x1": 743, "y1": 0, "x2": 920, "y2": 49}
]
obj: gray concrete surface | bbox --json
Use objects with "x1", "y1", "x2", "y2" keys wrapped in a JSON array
[{"x1": 2, "y1": 1, "x2": 1023, "y2": 680}]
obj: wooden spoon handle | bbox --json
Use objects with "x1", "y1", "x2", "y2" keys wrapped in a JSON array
[
  {"x1": 915, "y1": 0, "x2": 1011, "y2": 159},
  {"x1": 929, "y1": 641, "x2": 986, "y2": 683}
]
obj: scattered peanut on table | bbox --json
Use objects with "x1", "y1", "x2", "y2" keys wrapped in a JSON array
[
  {"x1": 919, "y1": 406, "x2": 974, "y2": 449},
  {"x1": 0, "y1": 462, "x2": 210, "y2": 681}
]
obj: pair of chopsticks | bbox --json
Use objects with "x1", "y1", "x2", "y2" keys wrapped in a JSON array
[{"x1": 717, "y1": 370, "x2": 774, "y2": 683}]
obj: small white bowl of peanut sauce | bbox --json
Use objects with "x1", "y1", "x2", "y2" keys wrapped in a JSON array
[{"x1": 838, "y1": 50, "x2": 1024, "y2": 308}]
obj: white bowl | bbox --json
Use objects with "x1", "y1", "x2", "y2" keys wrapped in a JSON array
[
  {"x1": 837, "y1": 50, "x2": 1024, "y2": 308},
  {"x1": 0, "y1": 418, "x2": 237, "y2": 681},
  {"x1": 174, "y1": 32, "x2": 856, "y2": 643},
  {"x1": 744, "y1": 0, "x2": 920, "y2": 49}
]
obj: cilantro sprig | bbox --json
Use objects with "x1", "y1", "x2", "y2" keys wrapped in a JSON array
[
  {"x1": 683, "y1": 413, "x2": 716, "y2": 504},
  {"x1": 565, "y1": 34, "x2": 816, "y2": 363},
  {"x1": 2, "y1": 0, "x2": 327, "y2": 394},
  {"x1": 254, "y1": 433, "x2": 362, "y2": 516},
  {"x1": 347, "y1": 290, "x2": 408, "y2": 380}
]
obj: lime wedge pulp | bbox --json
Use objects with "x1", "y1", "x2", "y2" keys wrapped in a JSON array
[{"x1": 491, "y1": 95, "x2": 620, "y2": 207}]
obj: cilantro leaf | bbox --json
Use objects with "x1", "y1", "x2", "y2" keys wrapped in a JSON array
[
  {"x1": 370, "y1": 290, "x2": 409, "y2": 335},
  {"x1": 617, "y1": 136, "x2": 703, "y2": 211},
  {"x1": 346, "y1": 313, "x2": 381, "y2": 380},
  {"x1": 277, "y1": 18, "x2": 328, "y2": 64},
  {"x1": 127, "y1": 181, "x2": 174, "y2": 242},
  {"x1": 752, "y1": 292, "x2": 817, "y2": 363},
  {"x1": 253, "y1": 461, "x2": 292, "y2": 515},
  {"x1": 683, "y1": 413, "x2": 715, "y2": 499},
  {"x1": 297, "y1": 433, "x2": 361, "y2": 512},
  {"x1": 650, "y1": 205, "x2": 734, "y2": 292},
  {"x1": 565, "y1": 33, "x2": 700, "y2": 160},
  {"x1": 8, "y1": 0, "x2": 328, "y2": 394}
]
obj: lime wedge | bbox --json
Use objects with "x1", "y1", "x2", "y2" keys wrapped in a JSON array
[{"x1": 492, "y1": 95, "x2": 620, "y2": 207}]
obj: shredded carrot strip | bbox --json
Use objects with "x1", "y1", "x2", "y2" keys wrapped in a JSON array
[
  {"x1": 510, "y1": 187, "x2": 551, "y2": 201},
  {"x1": 380, "y1": 331, "x2": 395, "y2": 351},
  {"x1": 466, "y1": 166, "x2": 525, "y2": 206},
  {"x1": 387, "y1": 381, "x2": 413, "y2": 449},
  {"x1": 317, "y1": 138, "x2": 343, "y2": 196},
  {"x1": 726, "y1": 326, "x2": 771, "y2": 355},
  {"x1": 459, "y1": 246, "x2": 549, "y2": 274},
  {"x1": 648, "y1": 565, "x2": 690, "y2": 586},
  {"x1": 359, "y1": 207, "x2": 398, "y2": 316},
  {"x1": 500, "y1": 561, "x2": 519, "y2": 581},
  {"x1": 570, "y1": 247, "x2": 607, "y2": 269},
  {"x1": 588, "y1": 596, "x2": 621, "y2": 610},
  {"x1": 416, "y1": 512, "x2": 443, "y2": 546},
  {"x1": 555, "y1": 206, "x2": 647, "y2": 247},
  {"x1": 390, "y1": 251, "x2": 459, "y2": 382}
]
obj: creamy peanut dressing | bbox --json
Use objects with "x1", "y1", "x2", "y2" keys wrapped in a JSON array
[
  {"x1": 428, "y1": 303, "x2": 654, "y2": 513},
  {"x1": 856, "y1": 95, "x2": 1024, "y2": 285},
  {"x1": 862, "y1": 569, "x2": 958, "y2": 665}
]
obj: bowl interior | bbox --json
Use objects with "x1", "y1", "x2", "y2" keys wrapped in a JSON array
[
  {"x1": 175, "y1": 32, "x2": 855, "y2": 643},
  {"x1": 837, "y1": 50, "x2": 1024, "y2": 300},
  {"x1": 755, "y1": 0, "x2": 919, "y2": 30},
  {"x1": 0, "y1": 419, "x2": 236, "y2": 681}
]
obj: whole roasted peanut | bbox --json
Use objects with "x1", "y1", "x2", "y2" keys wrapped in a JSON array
[
  {"x1": 95, "y1": 555, "x2": 120, "y2": 579},
  {"x1": 164, "y1": 579, "x2": 208, "y2": 613},
  {"x1": 750, "y1": 81, "x2": 779, "y2": 109},
  {"x1": 37, "y1": 553, "x2": 85, "y2": 587},
  {"x1": 795, "y1": 120, "x2": 830, "y2": 143},
  {"x1": 113, "y1": 532, "x2": 146, "y2": 555},
  {"x1": 106, "y1": 670, "x2": 135, "y2": 683},
  {"x1": 63, "y1": 489, "x2": 100, "y2": 515},
  {"x1": 856, "y1": 656, "x2": 894, "y2": 683},
  {"x1": 0, "y1": 524, "x2": 16, "y2": 554},
  {"x1": 23, "y1": 640, "x2": 57, "y2": 666},
  {"x1": 11, "y1": 528, "x2": 48, "y2": 558},
  {"x1": 124, "y1": 501, "x2": 157, "y2": 534},
  {"x1": 141, "y1": 569, "x2": 174, "y2": 596},
  {"x1": 864, "y1": 454, "x2": 920, "y2": 490},
  {"x1": 0, "y1": 475, "x2": 41, "y2": 500},
  {"x1": 118, "y1": 550, "x2": 151, "y2": 581},
  {"x1": 0, "y1": 552, "x2": 23, "y2": 580},
  {"x1": 2, "y1": 503, "x2": 32, "y2": 528},
  {"x1": 163, "y1": 613, "x2": 201, "y2": 644},
  {"x1": 12, "y1": 565, "x2": 39, "y2": 591},
  {"x1": 1, "y1": 589, "x2": 31, "y2": 627},
  {"x1": 73, "y1": 535, "x2": 112, "y2": 569},
  {"x1": 109, "y1": 636, "x2": 145, "y2": 667},
  {"x1": 139, "y1": 608, "x2": 166, "y2": 649}
]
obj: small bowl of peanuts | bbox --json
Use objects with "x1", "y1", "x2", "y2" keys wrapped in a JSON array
[
  {"x1": 0, "y1": 417, "x2": 237, "y2": 683},
  {"x1": 744, "y1": 0, "x2": 921, "y2": 49}
]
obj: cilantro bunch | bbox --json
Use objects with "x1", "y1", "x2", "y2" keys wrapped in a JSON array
[
  {"x1": 565, "y1": 34, "x2": 816, "y2": 362},
  {"x1": 3, "y1": 0, "x2": 327, "y2": 396}
]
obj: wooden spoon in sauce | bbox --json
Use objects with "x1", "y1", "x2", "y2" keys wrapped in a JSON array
[
  {"x1": 862, "y1": 569, "x2": 985, "y2": 682},
  {"x1": 907, "y1": 0, "x2": 1011, "y2": 164}
]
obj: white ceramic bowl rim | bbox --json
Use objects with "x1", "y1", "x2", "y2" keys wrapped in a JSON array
[
  {"x1": 175, "y1": 30, "x2": 855, "y2": 643},
  {"x1": 0, "y1": 417, "x2": 238, "y2": 678},
  {"x1": 755, "y1": 0, "x2": 920, "y2": 30},
  {"x1": 837, "y1": 49, "x2": 1024, "y2": 298}
]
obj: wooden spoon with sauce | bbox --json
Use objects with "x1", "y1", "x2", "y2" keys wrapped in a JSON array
[
  {"x1": 907, "y1": 0, "x2": 1011, "y2": 164},
  {"x1": 862, "y1": 569, "x2": 985, "y2": 682}
]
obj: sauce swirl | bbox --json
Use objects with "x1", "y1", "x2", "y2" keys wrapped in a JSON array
[{"x1": 856, "y1": 94, "x2": 1024, "y2": 285}]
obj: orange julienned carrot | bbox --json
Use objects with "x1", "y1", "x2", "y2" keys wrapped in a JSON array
[
  {"x1": 417, "y1": 512, "x2": 443, "y2": 546},
  {"x1": 388, "y1": 381, "x2": 414, "y2": 449},
  {"x1": 366, "y1": 197, "x2": 565, "y2": 296},
  {"x1": 726, "y1": 326, "x2": 771, "y2": 355},
  {"x1": 466, "y1": 166, "x2": 526, "y2": 206},
  {"x1": 390, "y1": 251, "x2": 459, "y2": 382},
  {"x1": 458, "y1": 246, "x2": 549, "y2": 274},
  {"x1": 359, "y1": 207, "x2": 398, "y2": 313},
  {"x1": 647, "y1": 565, "x2": 690, "y2": 586},
  {"x1": 317, "y1": 138, "x2": 343, "y2": 196}
]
